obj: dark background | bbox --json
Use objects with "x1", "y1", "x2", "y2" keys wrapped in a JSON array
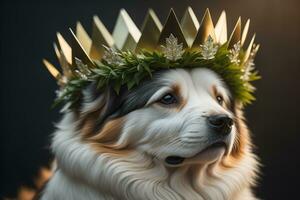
[{"x1": 1, "y1": 0, "x2": 299, "y2": 199}]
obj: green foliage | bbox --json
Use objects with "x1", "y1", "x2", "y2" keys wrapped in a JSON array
[{"x1": 54, "y1": 45, "x2": 259, "y2": 107}]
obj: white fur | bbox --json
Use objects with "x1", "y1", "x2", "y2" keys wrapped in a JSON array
[{"x1": 41, "y1": 69, "x2": 258, "y2": 200}]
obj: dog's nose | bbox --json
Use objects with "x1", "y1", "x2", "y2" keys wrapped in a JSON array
[{"x1": 207, "y1": 114, "x2": 233, "y2": 135}]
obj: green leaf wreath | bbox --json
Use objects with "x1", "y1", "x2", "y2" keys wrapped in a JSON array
[{"x1": 54, "y1": 35, "x2": 260, "y2": 107}]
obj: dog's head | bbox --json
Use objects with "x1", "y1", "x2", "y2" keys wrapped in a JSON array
[
  {"x1": 75, "y1": 68, "x2": 248, "y2": 168},
  {"x1": 51, "y1": 67, "x2": 256, "y2": 199}
]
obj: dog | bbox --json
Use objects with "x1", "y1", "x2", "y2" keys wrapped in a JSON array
[{"x1": 38, "y1": 67, "x2": 259, "y2": 200}]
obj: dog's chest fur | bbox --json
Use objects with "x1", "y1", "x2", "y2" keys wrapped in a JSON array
[{"x1": 40, "y1": 112, "x2": 258, "y2": 200}]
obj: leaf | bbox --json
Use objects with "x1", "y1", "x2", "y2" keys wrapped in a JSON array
[
  {"x1": 137, "y1": 64, "x2": 141, "y2": 72},
  {"x1": 110, "y1": 69, "x2": 117, "y2": 77},
  {"x1": 97, "y1": 78, "x2": 106, "y2": 89},
  {"x1": 142, "y1": 63, "x2": 152, "y2": 77},
  {"x1": 113, "y1": 79, "x2": 122, "y2": 94},
  {"x1": 127, "y1": 79, "x2": 136, "y2": 90}
]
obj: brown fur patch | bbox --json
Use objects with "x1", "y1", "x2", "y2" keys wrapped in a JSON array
[
  {"x1": 79, "y1": 110, "x2": 102, "y2": 137},
  {"x1": 212, "y1": 85, "x2": 218, "y2": 98},
  {"x1": 87, "y1": 117, "x2": 124, "y2": 144},
  {"x1": 221, "y1": 102, "x2": 252, "y2": 168},
  {"x1": 173, "y1": 84, "x2": 187, "y2": 111},
  {"x1": 81, "y1": 116, "x2": 134, "y2": 157},
  {"x1": 211, "y1": 84, "x2": 231, "y2": 110}
]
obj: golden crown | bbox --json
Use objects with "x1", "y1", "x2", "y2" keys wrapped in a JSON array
[{"x1": 43, "y1": 7, "x2": 260, "y2": 106}]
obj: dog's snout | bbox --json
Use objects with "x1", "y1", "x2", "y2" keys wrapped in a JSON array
[{"x1": 207, "y1": 114, "x2": 233, "y2": 135}]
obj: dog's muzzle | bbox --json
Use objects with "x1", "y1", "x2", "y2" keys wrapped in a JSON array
[{"x1": 165, "y1": 114, "x2": 233, "y2": 166}]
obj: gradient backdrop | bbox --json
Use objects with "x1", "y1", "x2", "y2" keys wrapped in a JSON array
[{"x1": 1, "y1": 0, "x2": 300, "y2": 199}]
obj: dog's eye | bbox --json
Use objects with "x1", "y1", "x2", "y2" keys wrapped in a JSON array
[
  {"x1": 216, "y1": 95, "x2": 224, "y2": 105},
  {"x1": 159, "y1": 93, "x2": 177, "y2": 105}
]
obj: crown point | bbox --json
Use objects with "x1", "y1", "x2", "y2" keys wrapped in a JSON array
[
  {"x1": 158, "y1": 8, "x2": 188, "y2": 48},
  {"x1": 241, "y1": 19, "x2": 250, "y2": 46},
  {"x1": 69, "y1": 28, "x2": 94, "y2": 68},
  {"x1": 53, "y1": 42, "x2": 73, "y2": 78},
  {"x1": 76, "y1": 22, "x2": 92, "y2": 55},
  {"x1": 136, "y1": 9, "x2": 162, "y2": 52},
  {"x1": 53, "y1": 42, "x2": 60, "y2": 59},
  {"x1": 243, "y1": 34, "x2": 256, "y2": 63},
  {"x1": 254, "y1": 43, "x2": 260, "y2": 52},
  {"x1": 181, "y1": 7, "x2": 199, "y2": 47},
  {"x1": 90, "y1": 15, "x2": 114, "y2": 60},
  {"x1": 215, "y1": 11, "x2": 227, "y2": 44},
  {"x1": 228, "y1": 17, "x2": 242, "y2": 48},
  {"x1": 113, "y1": 9, "x2": 141, "y2": 51},
  {"x1": 56, "y1": 32, "x2": 72, "y2": 65},
  {"x1": 43, "y1": 59, "x2": 61, "y2": 81},
  {"x1": 148, "y1": 9, "x2": 162, "y2": 31},
  {"x1": 192, "y1": 8, "x2": 216, "y2": 47}
]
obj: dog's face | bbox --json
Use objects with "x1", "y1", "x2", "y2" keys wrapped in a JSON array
[
  {"x1": 130, "y1": 68, "x2": 235, "y2": 166},
  {"x1": 81, "y1": 68, "x2": 238, "y2": 167}
]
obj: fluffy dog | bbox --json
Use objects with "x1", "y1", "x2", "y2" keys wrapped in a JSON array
[{"x1": 40, "y1": 68, "x2": 259, "y2": 200}]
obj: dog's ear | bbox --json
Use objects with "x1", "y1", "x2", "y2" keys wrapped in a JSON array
[{"x1": 77, "y1": 82, "x2": 128, "y2": 135}]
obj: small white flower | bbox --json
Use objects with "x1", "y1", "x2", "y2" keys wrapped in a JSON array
[
  {"x1": 102, "y1": 45, "x2": 124, "y2": 65},
  {"x1": 251, "y1": 43, "x2": 259, "y2": 57},
  {"x1": 161, "y1": 34, "x2": 184, "y2": 61},
  {"x1": 241, "y1": 44, "x2": 258, "y2": 81},
  {"x1": 74, "y1": 58, "x2": 92, "y2": 80},
  {"x1": 55, "y1": 89, "x2": 63, "y2": 98},
  {"x1": 241, "y1": 57, "x2": 254, "y2": 81},
  {"x1": 228, "y1": 42, "x2": 241, "y2": 64},
  {"x1": 55, "y1": 88, "x2": 69, "y2": 100},
  {"x1": 200, "y1": 36, "x2": 219, "y2": 60}
]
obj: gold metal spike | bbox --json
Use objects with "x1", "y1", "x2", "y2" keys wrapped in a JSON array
[
  {"x1": 241, "y1": 19, "x2": 250, "y2": 46},
  {"x1": 90, "y1": 15, "x2": 114, "y2": 60},
  {"x1": 53, "y1": 43, "x2": 73, "y2": 78},
  {"x1": 76, "y1": 22, "x2": 92, "y2": 55},
  {"x1": 254, "y1": 44, "x2": 260, "y2": 53},
  {"x1": 215, "y1": 11, "x2": 227, "y2": 44},
  {"x1": 56, "y1": 33, "x2": 72, "y2": 65},
  {"x1": 243, "y1": 34, "x2": 256, "y2": 62},
  {"x1": 43, "y1": 59, "x2": 61, "y2": 80},
  {"x1": 136, "y1": 9, "x2": 162, "y2": 52},
  {"x1": 158, "y1": 8, "x2": 188, "y2": 48},
  {"x1": 69, "y1": 28, "x2": 95, "y2": 67},
  {"x1": 228, "y1": 17, "x2": 241, "y2": 48},
  {"x1": 181, "y1": 7, "x2": 199, "y2": 47},
  {"x1": 121, "y1": 34, "x2": 138, "y2": 52},
  {"x1": 112, "y1": 9, "x2": 141, "y2": 51},
  {"x1": 192, "y1": 8, "x2": 216, "y2": 47},
  {"x1": 53, "y1": 42, "x2": 61, "y2": 60}
]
